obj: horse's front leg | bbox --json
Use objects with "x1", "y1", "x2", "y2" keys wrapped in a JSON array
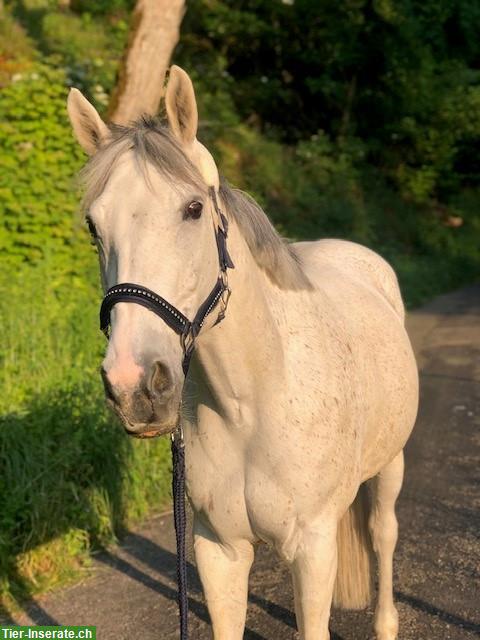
[
  {"x1": 193, "y1": 515, "x2": 254, "y2": 640},
  {"x1": 288, "y1": 520, "x2": 337, "y2": 640}
]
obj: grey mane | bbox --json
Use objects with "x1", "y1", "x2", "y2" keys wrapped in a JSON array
[
  {"x1": 218, "y1": 180, "x2": 311, "y2": 290},
  {"x1": 80, "y1": 116, "x2": 311, "y2": 291}
]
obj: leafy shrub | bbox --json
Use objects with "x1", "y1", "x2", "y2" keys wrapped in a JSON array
[
  {"x1": 70, "y1": 0, "x2": 136, "y2": 15},
  {"x1": 42, "y1": 12, "x2": 110, "y2": 60},
  {"x1": 0, "y1": 11, "x2": 35, "y2": 87},
  {"x1": 40, "y1": 11, "x2": 127, "y2": 107},
  {"x1": 0, "y1": 62, "x2": 88, "y2": 267},
  {"x1": 179, "y1": 0, "x2": 480, "y2": 202},
  {"x1": 0, "y1": 58, "x2": 172, "y2": 608}
]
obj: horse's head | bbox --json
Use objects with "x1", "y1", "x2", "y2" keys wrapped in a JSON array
[{"x1": 67, "y1": 66, "x2": 224, "y2": 437}]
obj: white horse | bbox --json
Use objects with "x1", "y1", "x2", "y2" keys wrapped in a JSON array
[{"x1": 67, "y1": 66, "x2": 419, "y2": 640}]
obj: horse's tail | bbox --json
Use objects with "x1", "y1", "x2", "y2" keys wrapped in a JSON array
[{"x1": 333, "y1": 483, "x2": 374, "y2": 609}]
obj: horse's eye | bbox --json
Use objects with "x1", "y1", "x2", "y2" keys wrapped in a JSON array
[
  {"x1": 185, "y1": 200, "x2": 203, "y2": 220},
  {"x1": 86, "y1": 217, "x2": 98, "y2": 243}
]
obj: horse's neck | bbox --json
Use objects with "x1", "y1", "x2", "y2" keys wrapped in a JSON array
[{"x1": 192, "y1": 221, "x2": 283, "y2": 424}]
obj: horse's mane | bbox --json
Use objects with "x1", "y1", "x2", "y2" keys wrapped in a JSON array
[
  {"x1": 80, "y1": 116, "x2": 311, "y2": 291},
  {"x1": 218, "y1": 180, "x2": 311, "y2": 290}
]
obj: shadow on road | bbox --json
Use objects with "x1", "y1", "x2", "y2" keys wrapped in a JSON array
[
  {"x1": 101, "y1": 531, "x2": 350, "y2": 639},
  {"x1": 100, "y1": 529, "x2": 480, "y2": 639},
  {"x1": 0, "y1": 599, "x2": 60, "y2": 627},
  {"x1": 97, "y1": 544, "x2": 268, "y2": 640},
  {"x1": 395, "y1": 591, "x2": 480, "y2": 634}
]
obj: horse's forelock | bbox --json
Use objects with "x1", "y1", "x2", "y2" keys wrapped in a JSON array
[{"x1": 79, "y1": 118, "x2": 204, "y2": 212}]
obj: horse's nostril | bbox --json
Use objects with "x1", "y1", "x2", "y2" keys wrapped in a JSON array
[{"x1": 149, "y1": 361, "x2": 172, "y2": 397}]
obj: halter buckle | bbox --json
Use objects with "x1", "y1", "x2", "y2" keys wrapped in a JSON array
[
  {"x1": 171, "y1": 424, "x2": 184, "y2": 445},
  {"x1": 214, "y1": 274, "x2": 231, "y2": 326},
  {"x1": 221, "y1": 284, "x2": 231, "y2": 311},
  {"x1": 180, "y1": 328, "x2": 195, "y2": 357}
]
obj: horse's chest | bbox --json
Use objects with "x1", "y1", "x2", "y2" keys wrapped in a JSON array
[
  {"x1": 186, "y1": 457, "x2": 296, "y2": 546},
  {"x1": 185, "y1": 428, "x2": 350, "y2": 549}
]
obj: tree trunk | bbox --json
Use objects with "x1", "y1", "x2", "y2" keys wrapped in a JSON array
[{"x1": 109, "y1": 0, "x2": 186, "y2": 125}]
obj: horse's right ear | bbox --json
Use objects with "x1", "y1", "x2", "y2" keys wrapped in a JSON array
[{"x1": 67, "y1": 88, "x2": 110, "y2": 155}]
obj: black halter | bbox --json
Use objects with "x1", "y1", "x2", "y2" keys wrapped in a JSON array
[
  {"x1": 99, "y1": 186, "x2": 234, "y2": 375},
  {"x1": 98, "y1": 186, "x2": 234, "y2": 640}
]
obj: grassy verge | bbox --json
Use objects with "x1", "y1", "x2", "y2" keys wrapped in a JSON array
[{"x1": 0, "y1": 258, "x2": 171, "y2": 611}]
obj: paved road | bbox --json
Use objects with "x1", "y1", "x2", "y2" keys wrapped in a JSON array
[{"x1": 4, "y1": 285, "x2": 480, "y2": 639}]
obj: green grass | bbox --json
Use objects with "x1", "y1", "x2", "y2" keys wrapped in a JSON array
[{"x1": 0, "y1": 257, "x2": 172, "y2": 611}]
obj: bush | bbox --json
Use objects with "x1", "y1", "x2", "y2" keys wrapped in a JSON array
[
  {"x1": 0, "y1": 57, "x2": 173, "y2": 609},
  {"x1": 40, "y1": 11, "x2": 127, "y2": 108},
  {"x1": 0, "y1": 63, "x2": 87, "y2": 267},
  {"x1": 0, "y1": 10, "x2": 35, "y2": 87},
  {"x1": 178, "y1": 0, "x2": 480, "y2": 202}
]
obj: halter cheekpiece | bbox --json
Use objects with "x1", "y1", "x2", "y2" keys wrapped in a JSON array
[{"x1": 98, "y1": 185, "x2": 234, "y2": 640}]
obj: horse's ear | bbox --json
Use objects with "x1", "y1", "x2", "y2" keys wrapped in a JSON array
[
  {"x1": 165, "y1": 66, "x2": 198, "y2": 146},
  {"x1": 67, "y1": 88, "x2": 110, "y2": 155}
]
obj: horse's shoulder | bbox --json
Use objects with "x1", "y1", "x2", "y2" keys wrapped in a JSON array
[{"x1": 293, "y1": 239, "x2": 405, "y2": 321}]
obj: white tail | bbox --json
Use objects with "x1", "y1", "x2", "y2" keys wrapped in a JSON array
[{"x1": 333, "y1": 483, "x2": 374, "y2": 609}]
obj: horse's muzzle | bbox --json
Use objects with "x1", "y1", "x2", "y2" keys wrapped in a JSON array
[{"x1": 101, "y1": 362, "x2": 181, "y2": 437}]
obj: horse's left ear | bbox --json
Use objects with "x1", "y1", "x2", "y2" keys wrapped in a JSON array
[{"x1": 165, "y1": 66, "x2": 198, "y2": 147}]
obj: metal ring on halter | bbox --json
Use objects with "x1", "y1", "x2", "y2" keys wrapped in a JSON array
[{"x1": 171, "y1": 424, "x2": 184, "y2": 445}]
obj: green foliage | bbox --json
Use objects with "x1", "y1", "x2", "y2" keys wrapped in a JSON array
[
  {"x1": 0, "y1": 39, "x2": 172, "y2": 607},
  {"x1": 0, "y1": 10, "x2": 35, "y2": 86},
  {"x1": 42, "y1": 12, "x2": 110, "y2": 62},
  {"x1": 0, "y1": 63, "x2": 87, "y2": 266},
  {"x1": 40, "y1": 11, "x2": 127, "y2": 107},
  {"x1": 7, "y1": 1, "x2": 128, "y2": 110},
  {"x1": 70, "y1": 0, "x2": 135, "y2": 16},
  {"x1": 179, "y1": 0, "x2": 480, "y2": 202}
]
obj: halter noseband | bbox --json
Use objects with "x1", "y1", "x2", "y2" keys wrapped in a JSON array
[{"x1": 99, "y1": 186, "x2": 234, "y2": 375}]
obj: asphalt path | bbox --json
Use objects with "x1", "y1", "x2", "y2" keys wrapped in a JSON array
[{"x1": 4, "y1": 284, "x2": 480, "y2": 639}]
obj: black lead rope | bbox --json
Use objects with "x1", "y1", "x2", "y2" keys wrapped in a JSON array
[
  {"x1": 171, "y1": 351, "x2": 193, "y2": 640},
  {"x1": 99, "y1": 187, "x2": 234, "y2": 640},
  {"x1": 171, "y1": 428, "x2": 188, "y2": 639}
]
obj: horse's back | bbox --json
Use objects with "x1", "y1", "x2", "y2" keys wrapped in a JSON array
[{"x1": 294, "y1": 238, "x2": 405, "y2": 322}]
